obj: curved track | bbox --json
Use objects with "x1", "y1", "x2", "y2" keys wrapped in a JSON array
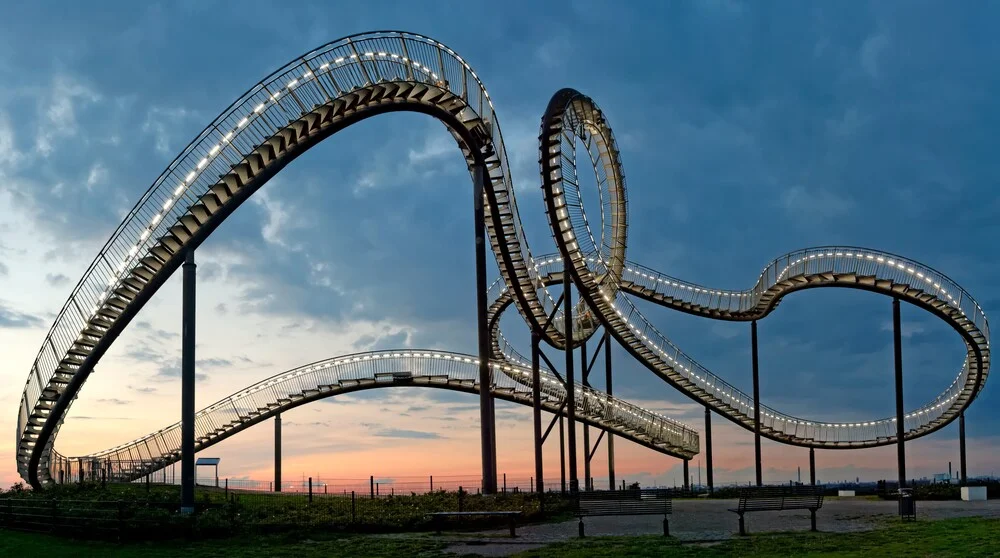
[
  {"x1": 16, "y1": 31, "x2": 990, "y2": 487},
  {"x1": 540, "y1": 89, "x2": 989, "y2": 448}
]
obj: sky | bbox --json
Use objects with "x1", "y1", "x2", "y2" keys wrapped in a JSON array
[{"x1": 1, "y1": 1, "x2": 998, "y2": 490}]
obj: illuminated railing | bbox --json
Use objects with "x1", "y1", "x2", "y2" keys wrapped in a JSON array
[
  {"x1": 47, "y1": 350, "x2": 697, "y2": 483},
  {"x1": 541, "y1": 88, "x2": 990, "y2": 448}
]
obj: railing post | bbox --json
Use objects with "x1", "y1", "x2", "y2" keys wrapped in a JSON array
[
  {"x1": 370, "y1": 475, "x2": 374, "y2": 499},
  {"x1": 308, "y1": 477, "x2": 313, "y2": 504},
  {"x1": 430, "y1": 475, "x2": 433, "y2": 493},
  {"x1": 351, "y1": 491, "x2": 356, "y2": 523},
  {"x1": 225, "y1": 478, "x2": 228, "y2": 498}
]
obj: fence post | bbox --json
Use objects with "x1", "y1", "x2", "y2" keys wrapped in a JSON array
[
  {"x1": 503, "y1": 473, "x2": 506, "y2": 493},
  {"x1": 308, "y1": 477, "x2": 313, "y2": 504},
  {"x1": 370, "y1": 476, "x2": 374, "y2": 499},
  {"x1": 530, "y1": 477, "x2": 533, "y2": 493},
  {"x1": 225, "y1": 478, "x2": 228, "y2": 499},
  {"x1": 458, "y1": 486, "x2": 464, "y2": 513},
  {"x1": 351, "y1": 491, "x2": 357, "y2": 523},
  {"x1": 430, "y1": 475, "x2": 433, "y2": 492},
  {"x1": 324, "y1": 484, "x2": 327, "y2": 495},
  {"x1": 376, "y1": 483, "x2": 380, "y2": 496}
]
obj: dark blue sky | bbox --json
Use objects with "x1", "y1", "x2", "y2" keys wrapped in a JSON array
[{"x1": 0, "y1": 0, "x2": 997, "y2": 484}]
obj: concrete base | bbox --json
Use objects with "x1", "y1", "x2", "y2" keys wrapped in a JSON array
[
  {"x1": 838, "y1": 490, "x2": 856, "y2": 497},
  {"x1": 962, "y1": 486, "x2": 987, "y2": 501}
]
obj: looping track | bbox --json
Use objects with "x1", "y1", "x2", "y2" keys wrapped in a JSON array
[{"x1": 15, "y1": 31, "x2": 989, "y2": 488}]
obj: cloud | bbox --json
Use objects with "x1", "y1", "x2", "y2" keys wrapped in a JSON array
[
  {"x1": 44, "y1": 273, "x2": 71, "y2": 286},
  {"x1": 141, "y1": 106, "x2": 197, "y2": 155},
  {"x1": 373, "y1": 428, "x2": 444, "y2": 440},
  {"x1": 779, "y1": 186, "x2": 854, "y2": 221},
  {"x1": 85, "y1": 162, "x2": 107, "y2": 191},
  {"x1": 127, "y1": 385, "x2": 157, "y2": 394},
  {"x1": 0, "y1": 301, "x2": 44, "y2": 328},
  {"x1": 0, "y1": 261, "x2": 7, "y2": 277},
  {"x1": 35, "y1": 75, "x2": 100, "y2": 156},
  {"x1": 96, "y1": 398, "x2": 131, "y2": 406},
  {"x1": 880, "y1": 321, "x2": 926, "y2": 339},
  {"x1": 860, "y1": 34, "x2": 889, "y2": 79},
  {"x1": 0, "y1": 112, "x2": 24, "y2": 167}
]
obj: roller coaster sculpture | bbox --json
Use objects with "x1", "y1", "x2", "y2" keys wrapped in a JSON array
[{"x1": 15, "y1": 31, "x2": 990, "y2": 490}]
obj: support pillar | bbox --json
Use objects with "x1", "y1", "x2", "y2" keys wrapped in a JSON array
[
  {"x1": 274, "y1": 413, "x2": 282, "y2": 492},
  {"x1": 809, "y1": 448, "x2": 816, "y2": 486},
  {"x1": 531, "y1": 331, "x2": 544, "y2": 493},
  {"x1": 564, "y1": 268, "x2": 578, "y2": 493},
  {"x1": 559, "y1": 415, "x2": 567, "y2": 494},
  {"x1": 683, "y1": 459, "x2": 690, "y2": 491},
  {"x1": 581, "y1": 340, "x2": 590, "y2": 491},
  {"x1": 751, "y1": 320, "x2": 762, "y2": 487},
  {"x1": 181, "y1": 249, "x2": 196, "y2": 514},
  {"x1": 705, "y1": 407, "x2": 713, "y2": 493},
  {"x1": 959, "y1": 412, "x2": 967, "y2": 485},
  {"x1": 893, "y1": 298, "x2": 906, "y2": 490},
  {"x1": 474, "y1": 163, "x2": 497, "y2": 494},
  {"x1": 605, "y1": 330, "x2": 616, "y2": 491}
]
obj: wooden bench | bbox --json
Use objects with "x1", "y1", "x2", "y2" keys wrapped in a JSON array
[
  {"x1": 577, "y1": 489, "x2": 672, "y2": 537},
  {"x1": 729, "y1": 486, "x2": 824, "y2": 535},
  {"x1": 428, "y1": 511, "x2": 522, "y2": 537}
]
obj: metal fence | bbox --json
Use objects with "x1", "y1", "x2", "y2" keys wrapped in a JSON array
[{"x1": 0, "y1": 482, "x2": 572, "y2": 540}]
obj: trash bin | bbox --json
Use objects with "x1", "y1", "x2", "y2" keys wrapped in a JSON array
[{"x1": 898, "y1": 487, "x2": 916, "y2": 520}]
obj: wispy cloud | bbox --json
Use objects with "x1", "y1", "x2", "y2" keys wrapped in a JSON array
[
  {"x1": 44, "y1": 273, "x2": 71, "y2": 287},
  {"x1": 0, "y1": 301, "x2": 43, "y2": 328},
  {"x1": 373, "y1": 428, "x2": 444, "y2": 440},
  {"x1": 35, "y1": 74, "x2": 100, "y2": 156}
]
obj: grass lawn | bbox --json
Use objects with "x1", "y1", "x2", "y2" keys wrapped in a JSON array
[{"x1": 1, "y1": 516, "x2": 997, "y2": 557}]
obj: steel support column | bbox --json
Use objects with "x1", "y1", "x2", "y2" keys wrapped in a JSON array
[
  {"x1": 531, "y1": 331, "x2": 543, "y2": 493},
  {"x1": 181, "y1": 249, "x2": 196, "y2": 514},
  {"x1": 474, "y1": 163, "x2": 497, "y2": 494},
  {"x1": 274, "y1": 413, "x2": 282, "y2": 492},
  {"x1": 893, "y1": 298, "x2": 906, "y2": 490},
  {"x1": 705, "y1": 406, "x2": 713, "y2": 493},
  {"x1": 809, "y1": 448, "x2": 816, "y2": 486},
  {"x1": 564, "y1": 268, "x2": 578, "y2": 493},
  {"x1": 581, "y1": 340, "x2": 590, "y2": 491},
  {"x1": 559, "y1": 415, "x2": 567, "y2": 494},
  {"x1": 683, "y1": 459, "x2": 690, "y2": 491},
  {"x1": 751, "y1": 320, "x2": 762, "y2": 487},
  {"x1": 960, "y1": 412, "x2": 967, "y2": 484},
  {"x1": 605, "y1": 330, "x2": 616, "y2": 491}
]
